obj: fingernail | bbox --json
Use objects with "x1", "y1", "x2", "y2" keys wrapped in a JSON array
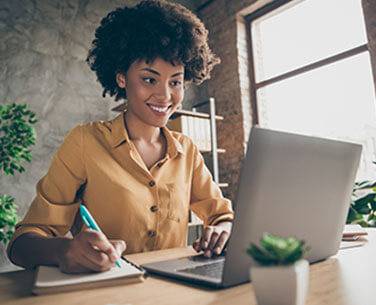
[
  {"x1": 215, "y1": 247, "x2": 221, "y2": 255},
  {"x1": 203, "y1": 242, "x2": 208, "y2": 248},
  {"x1": 111, "y1": 253, "x2": 119, "y2": 262},
  {"x1": 205, "y1": 250, "x2": 212, "y2": 258}
]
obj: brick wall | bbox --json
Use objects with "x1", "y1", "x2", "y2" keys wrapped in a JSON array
[
  {"x1": 197, "y1": 0, "x2": 376, "y2": 203},
  {"x1": 363, "y1": 0, "x2": 376, "y2": 94}
]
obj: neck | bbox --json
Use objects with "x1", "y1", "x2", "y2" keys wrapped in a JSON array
[{"x1": 124, "y1": 111, "x2": 161, "y2": 143}]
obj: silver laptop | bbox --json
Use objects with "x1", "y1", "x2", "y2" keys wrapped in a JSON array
[{"x1": 142, "y1": 127, "x2": 362, "y2": 288}]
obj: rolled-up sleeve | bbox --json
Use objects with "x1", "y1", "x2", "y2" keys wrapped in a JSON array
[
  {"x1": 7, "y1": 125, "x2": 86, "y2": 256},
  {"x1": 189, "y1": 144, "x2": 234, "y2": 226}
]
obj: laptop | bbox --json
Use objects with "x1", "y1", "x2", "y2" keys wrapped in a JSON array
[{"x1": 142, "y1": 127, "x2": 362, "y2": 288}]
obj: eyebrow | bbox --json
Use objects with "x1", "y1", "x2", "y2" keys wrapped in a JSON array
[{"x1": 140, "y1": 68, "x2": 184, "y2": 78}]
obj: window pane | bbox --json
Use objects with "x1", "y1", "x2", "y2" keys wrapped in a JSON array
[
  {"x1": 252, "y1": 0, "x2": 368, "y2": 82},
  {"x1": 257, "y1": 52, "x2": 376, "y2": 180}
]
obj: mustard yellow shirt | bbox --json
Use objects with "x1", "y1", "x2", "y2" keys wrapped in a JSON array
[{"x1": 9, "y1": 113, "x2": 234, "y2": 255}]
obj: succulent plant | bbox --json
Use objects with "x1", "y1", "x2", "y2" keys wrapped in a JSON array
[{"x1": 246, "y1": 233, "x2": 309, "y2": 266}]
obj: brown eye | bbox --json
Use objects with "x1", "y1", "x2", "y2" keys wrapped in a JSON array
[
  {"x1": 143, "y1": 77, "x2": 156, "y2": 84},
  {"x1": 170, "y1": 80, "x2": 182, "y2": 87}
]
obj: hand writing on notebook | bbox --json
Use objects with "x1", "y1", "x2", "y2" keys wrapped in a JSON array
[
  {"x1": 57, "y1": 228, "x2": 126, "y2": 273},
  {"x1": 192, "y1": 221, "x2": 232, "y2": 258}
]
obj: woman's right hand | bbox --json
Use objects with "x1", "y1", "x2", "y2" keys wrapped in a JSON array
[{"x1": 56, "y1": 228, "x2": 126, "y2": 273}]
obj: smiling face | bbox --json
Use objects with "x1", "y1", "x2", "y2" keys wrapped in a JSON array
[{"x1": 116, "y1": 58, "x2": 185, "y2": 128}]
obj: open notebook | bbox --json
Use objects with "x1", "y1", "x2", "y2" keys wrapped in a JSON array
[{"x1": 32, "y1": 257, "x2": 146, "y2": 295}]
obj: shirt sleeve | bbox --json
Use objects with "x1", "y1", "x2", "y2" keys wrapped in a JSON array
[
  {"x1": 189, "y1": 143, "x2": 234, "y2": 226},
  {"x1": 7, "y1": 125, "x2": 87, "y2": 257}
]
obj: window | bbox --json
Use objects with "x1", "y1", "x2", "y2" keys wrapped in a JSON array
[{"x1": 248, "y1": 0, "x2": 376, "y2": 180}]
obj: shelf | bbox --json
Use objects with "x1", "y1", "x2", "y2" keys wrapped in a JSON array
[
  {"x1": 188, "y1": 221, "x2": 203, "y2": 227},
  {"x1": 171, "y1": 109, "x2": 224, "y2": 121},
  {"x1": 111, "y1": 103, "x2": 224, "y2": 121},
  {"x1": 200, "y1": 148, "x2": 226, "y2": 154},
  {"x1": 111, "y1": 103, "x2": 127, "y2": 112}
]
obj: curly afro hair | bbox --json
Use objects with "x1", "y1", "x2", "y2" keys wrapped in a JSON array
[{"x1": 86, "y1": 0, "x2": 220, "y2": 101}]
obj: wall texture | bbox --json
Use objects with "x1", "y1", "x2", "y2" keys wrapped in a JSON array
[{"x1": 0, "y1": 0, "x2": 205, "y2": 271}]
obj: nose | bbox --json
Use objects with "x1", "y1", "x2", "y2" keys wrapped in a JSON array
[{"x1": 153, "y1": 83, "x2": 171, "y2": 102}]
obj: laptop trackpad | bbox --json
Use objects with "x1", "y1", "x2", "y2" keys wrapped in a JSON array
[{"x1": 143, "y1": 254, "x2": 224, "y2": 271}]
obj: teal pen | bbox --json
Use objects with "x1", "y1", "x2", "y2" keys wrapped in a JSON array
[{"x1": 79, "y1": 205, "x2": 122, "y2": 268}]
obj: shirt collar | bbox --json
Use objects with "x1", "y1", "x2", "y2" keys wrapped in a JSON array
[
  {"x1": 161, "y1": 125, "x2": 185, "y2": 158},
  {"x1": 111, "y1": 112, "x2": 131, "y2": 148},
  {"x1": 111, "y1": 112, "x2": 184, "y2": 157}
]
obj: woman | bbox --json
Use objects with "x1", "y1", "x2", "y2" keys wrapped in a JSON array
[{"x1": 8, "y1": 0, "x2": 234, "y2": 273}]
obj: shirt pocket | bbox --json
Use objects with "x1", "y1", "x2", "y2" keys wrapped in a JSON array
[{"x1": 166, "y1": 183, "x2": 187, "y2": 223}]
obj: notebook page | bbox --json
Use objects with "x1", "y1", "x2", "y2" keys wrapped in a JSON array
[
  {"x1": 35, "y1": 259, "x2": 142, "y2": 288},
  {"x1": 343, "y1": 224, "x2": 367, "y2": 237}
]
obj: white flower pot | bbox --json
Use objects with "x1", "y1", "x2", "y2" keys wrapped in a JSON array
[{"x1": 250, "y1": 259, "x2": 309, "y2": 305}]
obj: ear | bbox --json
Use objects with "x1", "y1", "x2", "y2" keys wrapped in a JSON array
[{"x1": 116, "y1": 73, "x2": 127, "y2": 88}]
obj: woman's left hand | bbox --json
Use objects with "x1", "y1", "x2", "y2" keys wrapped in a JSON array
[{"x1": 192, "y1": 221, "x2": 232, "y2": 257}]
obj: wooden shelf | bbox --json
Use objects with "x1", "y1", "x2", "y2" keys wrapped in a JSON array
[
  {"x1": 111, "y1": 103, "x2": 127, "y2": 112},
  {"x1": 171, "y1": 109, "x2": 224, "y2": 121},
  {"x1": 111, "y1": 103, "x2": 224, "y2": 121},
  {"x1": 188, "y1": 221, "x2": 203, "y2": 227},
  {"x1": 200, "y1": 148, "x2": 226, "y2": 154}
]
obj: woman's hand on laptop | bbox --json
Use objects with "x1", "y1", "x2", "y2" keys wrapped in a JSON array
[{"x1": 192, "y1": 221, "x2": 232, "y2": 258}]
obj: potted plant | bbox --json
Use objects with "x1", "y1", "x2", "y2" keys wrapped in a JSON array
[
  {"x1": 247, "y1": 233, "x2": 310, "y2": 305},
  {"x1": 347, "y1": 167, "x2": 376, "y2": 227},
  {"x1": 0, "y1": 103, "x2": 37, "y2": 268}
]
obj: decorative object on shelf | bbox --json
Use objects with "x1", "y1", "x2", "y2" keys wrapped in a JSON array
[
  {"x1": 347, "y1": 163, "x2": 376, "y2": 227},
  {"x1": 247, "y1": 233, "x2": 310, "y2": 305},
  {"x1": 167, "y1": 115, "x2": 212, "y2": 151},
  {"x1": 0, "y1": 103, "x2": 37, "y2": 245}
]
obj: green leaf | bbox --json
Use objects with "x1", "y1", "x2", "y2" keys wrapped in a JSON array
[
  {"x1": 353, "y1": 193, "x2": 376, "y2": 214},
  {"x1": 246, "y1": 233, "x2": 308, "y2": 266},
  {"x1": 0, "y1": 103, "x2": 37, "y2": 176},
  {"x1": 0, "y1": 194, "x2": 18, "y2": 244},
  {"x1": 347, "y1": 206, "x2": 362, "y2": 223}
]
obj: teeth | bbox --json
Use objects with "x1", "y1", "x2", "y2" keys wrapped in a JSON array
[{"x1": 149, "y1": 104, "x2": 169, "y2": 113}]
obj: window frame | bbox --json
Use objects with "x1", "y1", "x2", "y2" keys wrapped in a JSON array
[{"x1": 245, "y1": 0, "x2": 371, "y2": 125}]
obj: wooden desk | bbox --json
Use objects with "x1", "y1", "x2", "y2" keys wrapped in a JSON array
[{"x1": 1, "y1": 230, "x2": 375, "y2": 305}]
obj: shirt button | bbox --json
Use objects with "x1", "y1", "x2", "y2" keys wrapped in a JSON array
[
  {"x1": 150, "y1": 205, "x2": 159, "y2": 212},
  {"x1": 149, "y1": 180, "x2": 156, "y2": 187},
  {"x1": 148, "y1": 230, "x2": 156, "y2": 238}
]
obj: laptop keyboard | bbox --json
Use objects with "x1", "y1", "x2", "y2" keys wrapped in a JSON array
[{"x1": 177, "y1": 261, "x2": 224, "y2": 279}]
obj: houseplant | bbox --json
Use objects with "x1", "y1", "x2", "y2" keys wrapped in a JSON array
[
  {"x1": 347, "y1": 166, "x2": 376, "y2": 227},
  {"x1": 0, "y1": 103, "x2": 37, "y2": 246},
  {"x1": 247, "y1": 233, "x2": 309, "y2": 305}
]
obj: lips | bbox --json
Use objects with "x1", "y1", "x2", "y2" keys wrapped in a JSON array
[{"x1": 146, "y1": 103, "x2": 172, "y2": 114}]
